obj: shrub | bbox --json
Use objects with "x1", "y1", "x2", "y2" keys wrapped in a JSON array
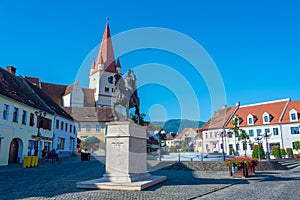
[
  {"x1": 280, "y1": 149, "x2": 287, "y2": 158},
  {"x1": 252, "y1": 144, "x2": 266, "y2": 159},
  {"x1": 169, "y1": 146, "x2": 177, "y2": 153},
  {"x1": 286, "y1": 148, "x2": 293, "y2": 158},
  {"x1": 271, "y1": 146, "x2": 281, "y2": 158},
  {"x1": 229, "y1": 148, "x2": 234, "y2": 156}
]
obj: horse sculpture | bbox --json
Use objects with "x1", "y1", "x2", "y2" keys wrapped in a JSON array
[{"x1": 112, "y1": 70, "x2": 141, "y2": 123}]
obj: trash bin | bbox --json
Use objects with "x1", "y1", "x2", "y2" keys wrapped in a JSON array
[
  {"x1": 30, "y1": 156, "x2": 39, "y2": 167},
  {"x1": 23, "y1": 156, "x2": 32, "y2": 168},
  {"x1": 81, "y1": 153, "x2": 90, "y2": 161}
]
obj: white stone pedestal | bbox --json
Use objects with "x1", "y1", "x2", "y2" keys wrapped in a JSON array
[{"x1": 76, "y1": 121, "x2": 166, "y2": 191}]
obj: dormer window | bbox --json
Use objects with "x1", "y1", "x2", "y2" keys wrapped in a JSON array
[
  {"x1": 289, "y1": 109, "x2": 298, "y2": 122},
  {"x1": 247, "y1": 114, "x2": 254, "y2": 125},
  {"x1": 263, "y1": 112, "x2": 270, "y2": 124}
]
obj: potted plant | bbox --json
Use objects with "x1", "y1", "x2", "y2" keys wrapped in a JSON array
[{"x1": 225, "y1": 157, "x2": 259, "y2": 177}]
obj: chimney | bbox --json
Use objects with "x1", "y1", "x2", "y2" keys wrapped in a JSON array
[
  {"x1": 236, "y1": 102, "x2": 240, "y2": 106},
  {"x1": 222, "y1": 105, "x2": 227, "y2": 109},
  {"x1": 6, "y1": 66, "x2": 16, "y2": 75}
]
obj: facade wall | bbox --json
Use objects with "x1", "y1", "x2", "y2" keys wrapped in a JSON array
[
  {"x1": 77, "y1": 121, "x2": 106, "y2": 151},
  {"x1": 52, "y1": 115, "x2": 77, "y2": 156},
  {"x1": 0, "y1": 96, "x2": 53, "y2": 166},
  {"x1": 281, "y1": 123, "x2": 300, "y2": 154}
]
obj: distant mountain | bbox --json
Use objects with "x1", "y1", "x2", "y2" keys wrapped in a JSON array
[{"x1": 152, "y1": 119, "x2": 205, "y2": 134}]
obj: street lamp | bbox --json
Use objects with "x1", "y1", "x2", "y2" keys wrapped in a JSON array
[
  {"x1": 217, "y1": 131, "x2": 226, "y2": 161},
  {"x1": 35, "y1": 110, "x2": 47, "y2": 157},
  {"x1": 263, "y1": 132, "x2": 271, "y2": 162},
  {"x1": 254, "y1": 136, "x2": 263, "y2": 161}
]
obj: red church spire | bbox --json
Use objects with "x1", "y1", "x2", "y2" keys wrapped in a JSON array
[{"x1": 92, "y1": 18, "x2": 117, "y2": 73}]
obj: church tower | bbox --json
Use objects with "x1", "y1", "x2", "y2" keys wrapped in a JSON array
[{"x1": 89, "y1": 20, "x2": 122, "y2": 107}]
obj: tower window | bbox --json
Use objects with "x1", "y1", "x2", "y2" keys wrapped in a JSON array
[{"x1": 105, "y1": 87, "x2": 109, "y2": 93}]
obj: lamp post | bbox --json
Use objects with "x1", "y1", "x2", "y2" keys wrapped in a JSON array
[
  {"x1": 35, "y1": 110, "x2": 47, "y2": 157},
  {"x1": 263, "y1": 132, "x2": 271, "y2": 162},
  {"x1": 217, "y1": 131, "x2": 226, "y2": 161},
  {"x1": 254, "y1": 136, "x2": 263, "y2": 161}
]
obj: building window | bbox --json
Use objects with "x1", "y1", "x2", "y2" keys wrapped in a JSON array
[
  {"x1": 249, "y1": 143, "x2": 253, "y2": 150},
  {"x1": 12, "y1": 107, "x2": 19, "y2": 123},
  {"x1": 86, "y1": 124, "x2": 91, "y2": 132},
  {"x1": 205, "y1": 133, "x2": 208, "y2": 138},
  {"x1": 247, "y1": 114, "x2": 254, "y2": 125},
  {"x1": 74, "y1": 126, "x2": 76, "y2": 134},
  {"x1": 236, "y1": 143, "x2": 240, "y2": 151},
  {"x1": 214, "y1": 132, "x2": 217, "y2": 138},
  {"x1": 228, "y1": 131, "x2": 233, "y2": 138},
  {"x1": 249, "y1": 130, "x2": 254, "y2": 137},
  {"x1": 210, "y1": 132, "x2": 212, "y2": 138},
  {"x1": 69, "y1": 124, "x2": 72, "y2": 133},
  {"x1": 105, "y1": 87, "x2": 109, "y2": 93},
  {"x1": 22, "y1": 110, "x2": 27, "y2": 125},
  {"x1": 229, "y1": 144, "x2": 233, "y2": 150},
  {"x1": 257, "y1": 129, "x2": 262, "y2": 137},
  {"x1": 290, "y1": 127, "x2": 300, "y2": 135},
  {"x1": 61, "y1": 121, "x2": 64, "y2": 130},
  {"x1": 2, "y1": 104, "x2": 10, "y2": 120},
  {"x1": 78, "y1": 124, "x2": 81, "y2": 132},
  {"x1": 273, "y1": 128, "x2": 279, "y2": 136},
  {"x1": 56, "y1": 120, "x2": 59, "y2": 129},
  {"x1": 263, "y1": 112, "x2": 270, "y2": 124},
  {"x1": 96, "y1": 124, "x2": 101, "y2": 132},
  {"x1": 265, "y1": 128, "x2": 270, "y2": 136},
  {"x1": 29, "y1": 113, "x2": 35, "y2": 126},
  {"x1": 58, "y1": 138, "x2": 65, "y2": 150},
  {"x1": 235, "y1": 132, "x2": 239, "y2": 137},
  {"x1": 111, "y1": 88, "x2": 114, "y2": 93},
  {"x1": 65, "y1": 123, "x2": 68, "y2": 132},
  {"x1": 243, "y1": 143, "x2": 247, "y2": 150},
  {"x1": 290, "y1": 109, "x2": 298, "y2": 121},
  {"x1": 205, "y1": 144, "x2": 209, "y2": 150},
  {"x1": 220, "y1": 143, "x2": 223, "y2": 150}
]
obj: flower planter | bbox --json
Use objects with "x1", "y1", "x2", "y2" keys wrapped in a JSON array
[{"x1": 225, "y1": 157, "x2": 258, "y2": 178}]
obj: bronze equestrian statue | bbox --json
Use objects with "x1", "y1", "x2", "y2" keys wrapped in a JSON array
[{"x1": 112, "y1": 70, "x2": 141, "y2": 123}]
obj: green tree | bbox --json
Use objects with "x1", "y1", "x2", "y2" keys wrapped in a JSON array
[
  {"x1": 231, "y1": 115, "x2": 250, "y2": 156},
  {"x1": 271, "y1": 146, "x2": 281, "y2": 158},
  {"x1": 280, "y1": 148, "x2": 287, "y2": 158},
  {"x1": 294, "y1": 141, "x2": 300, "y2": 153},
  {"x1": 252, "y1": 144, "x2": 266, "y2": 159},
  {"x1": 130, "y1": 113, "x2": 146, "y2": 126},
  {"x1": 169, "y1": 146, "x2": 177, "y2": 153},
  {"x1": 286, "y1": 148, "x2": 293, "y2": 158}
]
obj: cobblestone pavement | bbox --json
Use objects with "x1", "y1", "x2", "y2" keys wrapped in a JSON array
[
  {"x1": 196, "y1": 164, "x2": 300, "y2": 200},
  {"x1": 0, "y1": 156, "x2": 297, "y2": 200}
]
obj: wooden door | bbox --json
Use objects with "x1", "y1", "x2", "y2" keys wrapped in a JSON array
[{"x1": 8, "y1": 138, "x2": 19, "y2": 163}]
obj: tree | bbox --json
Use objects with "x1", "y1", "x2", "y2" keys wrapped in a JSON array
[
  {"x1": 294, "y1": 141, "x2": 300, "y2": 153},
  {"x1": 238, "y1": 129, "x2": 250, "y2": 156},
  {"x1": 231, "y1": 115, "x2": 250, "y2": 156},
  {"x1": 280, "y1": 149, "x2": 287, "y2": 158},
  {"x1": 271, "y1": 146, "x2": 281, "y2": 158},
  {"x1": 286, "y1": 148, "x2": 293, "y2": 158},
  {"x1": 130, "y1": 113, "x2": 146, "y2": 126},
  {"x1": 252, "y1": 144, "x2": 266, "y2": 159}
]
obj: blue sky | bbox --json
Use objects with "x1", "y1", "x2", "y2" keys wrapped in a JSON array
[{"x1": 1, "y1": 0, "x2": 300, "y2": 122}]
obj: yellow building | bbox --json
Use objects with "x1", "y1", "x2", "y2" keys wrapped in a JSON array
[
  {"x1": 65, "y1": 107, "x2": 113, "y2": 151},
  {"x1": 0, "y1": 67, "x2": 54, "y2": 166}
]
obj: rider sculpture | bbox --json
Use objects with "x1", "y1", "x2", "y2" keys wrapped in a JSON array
[{"x1": 112, "y1": 69, "x2": 140, "y2": 123}]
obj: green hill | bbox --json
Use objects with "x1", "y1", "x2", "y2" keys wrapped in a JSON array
[{"x1": 152, "y1": 119, "x2": 205, "y2": 134}]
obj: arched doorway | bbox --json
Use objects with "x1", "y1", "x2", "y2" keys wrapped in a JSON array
[{"x1": 9, "y1": 138, "x2": 19, "y2": 163}]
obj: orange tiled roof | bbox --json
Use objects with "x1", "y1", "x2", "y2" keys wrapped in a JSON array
[
  {"x1": 202, "y1": 106, "x2": 237, "y2": 130},
  {"x1": 281, "y1": 100, "x2": 300, "y2": 124},
  {"x1": 226, "y1": 99, "x2": 289, "y2": 128}
]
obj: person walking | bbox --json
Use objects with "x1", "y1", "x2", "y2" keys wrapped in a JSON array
[{"x1": 41, "y1": 148, "x2": 47, "y2": 164}]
